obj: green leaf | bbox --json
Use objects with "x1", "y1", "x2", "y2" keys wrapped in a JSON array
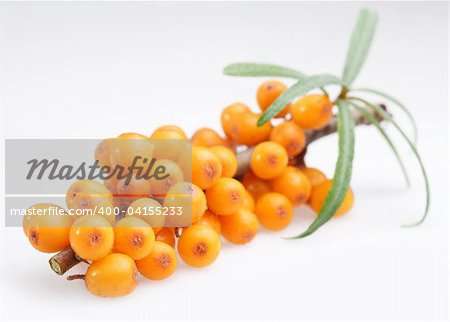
[
  {"x1": 350, "y1": 101, "x2": 410, "y2": 186},
  {"x1": 342, "y1": 9, "x2": 378, "y2": 86},
  {"x1": 223, "y1": 63, "x2": 306, "y2": 79},
  {"x1": 290, "y1": 99, "x2": 355, "y2": 238},
  {"x1": 352, "y1": 87, "x2": 418, "y2": 144},
  {"x1": 257, "y1": 74, "x2": 342, "y2": 126},
  {"x1": 350, "y1": 97, "x2": 430, "y2": 226}
]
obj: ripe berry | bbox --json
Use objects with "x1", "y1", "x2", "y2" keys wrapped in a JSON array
[
  {"x1": 221, "y1": 102, "x2": 251, "y2": 139},
  {"x1": 95, "y1": 139, "x2": 112, "y2": 171},
  {"x1": 113, "y1": 217, "x2": 155, "y2": 260},
  {"x1": 23, "y1": 203, "x2": 73, "y2": 253},
  {"x1": 192, "y1": 128, "x2": 229, "y2": 148},
  {"x1": 150, "y1": 128, "x2": 187, "y2": 140},
  {"x1": 116, "y1": 176, "x2": 152, "y2": 206},
  {"x1": 191, "y1": 146, "x2": 222, "y2": 190},
  {"x1": 155, "y1": 227, "x2": 176, "y2": 248},
  {"x1": 220, "y1": 209, "x2": 259, "y2": 245},
  {"x1": 136, "y1": 241, "x2": 177, "y2": 280},
  {"x1": 228, "y1": 112, "x2": 272, "y2": 146},
  {"x1": 309, "y1": 179, "x2": 354, "y2": 217},
  {"x1": 300, "y1": 167, "x2": 328, "y2": 189},
  {"x1": 271, "y1": 166, "x2": 311, "y2": 206},
  {"x1": 241, "y1": 170, "x2": 271, "y2": 200},
  {"x1": 66, "y1": 180, "x2": 115, "y2": 225},
  {"x1": 256, "y1": 80, "x2": 291, "y2": 118},
  {"x1": 197, "y1": 210, "x2": 221, "y2": 235},
  {"x1": 270, "y1": 121, "x2": 306, "y2": 157},
  {"x1": 205, "y1": 178, "x2": 246, "y2": 216},
  {"x1": 109, "y1": 136, "x2": 154, "y2": 170},
  {"x1": 117, "y1": 132, "x2": 148, "y2": 139},
  {"x1": 149, "y1": 159, "x2": 184, "y2": 196},
  {"x1": 163, "y1": 182, "x2": 207, "y2": 226},
  {"x1": 84, "y1": 253, "x2": 138, "y2": 297},
  {"x1": 291, "y1": 94, "x2": 333, "y2": 130},
  {"x1": 255, "y1": 193, "x2": 293, "y2": 231},
  {"x1": 250, "y1": 142, "x2": 288, "y2": 179},
  {"x1": 128, "y1": 198, "x2": 165, "y2": 233},
  {"x1": 242, "y1": 189, "x2": 256, "y2": 212},
  {"x1": 178, "y1": 224, "x2": 221, "y2": 268},
  {"x1": 209, "y1": 146, "x2": 238, "y2": 178},
  {"x1": 152, "y1": 125, "x2": 187, "y2": 138},
  {"x1": 69, "y1": 215, "x2": 114, "y2": 261}
]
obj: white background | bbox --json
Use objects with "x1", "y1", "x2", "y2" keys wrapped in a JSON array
[{"x1": 0, "y1": 2, "x2": 448, "y2": 320}]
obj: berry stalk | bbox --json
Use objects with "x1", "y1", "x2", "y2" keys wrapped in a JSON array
[{"x1": 49, "y1": 247, "x2": 83, "y2": 276}]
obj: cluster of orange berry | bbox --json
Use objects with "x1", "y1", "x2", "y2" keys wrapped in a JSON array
[{"x1": 23, "y1": 80, "x2": 354, "y2": 298}]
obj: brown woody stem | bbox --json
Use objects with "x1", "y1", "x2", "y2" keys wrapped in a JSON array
[
  {"x1": 67, "y1": 274, "x2": 85, "y2": 281},
  {"x1": 49, "y1": 246, "x2": 82, "y2": 275}
]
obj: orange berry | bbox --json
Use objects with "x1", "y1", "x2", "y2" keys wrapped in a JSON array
[
  {"x1": 149, "y1": 159, "x2": 184, "y2": 196},
  {"x1": 241, "y1": 170, "x2": 271, "y2": 200},
  {"x1": 256, "y1": 80, "x2": 291, "y2": 118},
  {"x1": 250, "y1": 142, "x2": 288, "y2": 179},
  {"x1": 117, "y1": 132, "x2": 148, "y2": 139},
  {"x1": 127, "y1": 198, "x2": 165, "y2": 233},
  {"x1": 198, "y1": 210, "x2": 221, "y2": 235},
  {"x1": 153, "y1": 125, "x2": 186, "y2": 138},
  {"x1": 84, "y1": 253, "x2": 138, "y2": 297},
  {"x1": 270, "y1": 121, "x2": 306, "y2": 157},
  {"x1": 229, "y1": 112, "x2": 272, "y2": 146},
  {"x1": 150, "y1": 128, "x2": 187, "y2": 140},
  {"x1": 136, "y1": 241, "x2": 177, "y2": 280},
  {"x1": 205, "y1": 178, "x2": 246, "y2": 216},
  {"x1": 300, "y1": 167, "x2": 328, "y2": 189},
  {"x1": 191, "y1": 146, "x2": 222, "y2": 190},
  {"x1": 69, "y1": 215, "x2": 114, "y2": 261},
  {"x1": 116, "y1": 176, "x2": 152, "y2": 206},
  {"x1": 104, "y1": 176, "x2": 118, "y2": 194},
  {"x1": 242, "y1": 189, "x2": 256, "y2": 212},
  {"x1": 220, "y1": 209, "x2": 259, "y2": 245},
  {"x1": 309, "y1": 179, "x2": 354, "y2": 217},
  {"x1": 291, "y1": 94, "x2": 333, "y2": 130},
  {"x1": 23, "y1": 203, "x2": 73, "y2": 253},
  {"x1": 255, "y1": 193, "x2": 293, "y2": 231},
  {"x1": 109, "y1": 136, "x2": 154, "y2": 170},
  {"x1": 66, "y1": 180, "x2": 115, "y2": 225},
  {"x1": 113, "y1": 217, "x2": 155, "y2": 260},
  {"x1": 152, "y1": 136, "x2": 189, "y2": 163},
  {"x1": 271, "y1": 166, "x2": 311, "y2": 206},
  {"x1": 163, "y1": 182, "x2": 207, "y2": 226},
  {"x1": 155, "y1": 227, "x2": 176, "y2": 248},
  {"x1": 209, "y1": 146, "x2": 237, "y2": 178},
  {"x1": 221, "y1": 102, "x2": 251, "y2": 139},
  {"x1": 178, "y1": 224, "x2": 221, "y2": 268},
  {"x1": 94, "y1": 139, "x2": 112, "y2": 170},
  {"x1": 192, "y1": 128, "x2": 229, "y2": 148}
]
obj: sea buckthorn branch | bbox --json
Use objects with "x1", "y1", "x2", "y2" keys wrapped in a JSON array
[{"x1": 224, "y1": 8, "x2": 429, "y2": 238}]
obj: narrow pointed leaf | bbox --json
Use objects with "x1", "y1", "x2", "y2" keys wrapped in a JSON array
[
  {"x1": 352, "y1": 87, "x2": 418, "y2": 144},
  {"x1": 342, "y1": 9, "x2": 378, "y2": 86},
  {"x1": 290, "y1": 99, "x2": 355, "y2": 238},
  {"x1": 351, "y1": 102, "x2": 410, "y2": 186},
  {"x1": 350, "y1": 97, "x2": 430, "y2": 226},
  {"x1": 223, "y1": 63, "x2": 306, "y2": 79},
  {"x1": 257, "y1": 74, "x2": 342, "y2": 126}
]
